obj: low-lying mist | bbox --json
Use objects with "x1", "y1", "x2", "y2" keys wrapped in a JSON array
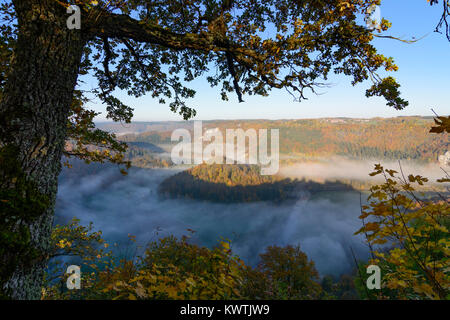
[
  {"x1": 56, "y1": 158, "x2": 446, "y2": 277},
  {"x1": 55, "y1": 162, "x2": 391, "y2": 278},
  {"x1": 55, "y1": 159, "x2": 446, "y2": 277},
  {"x1": 279, "y1": 158, "x2": 447, "y2": 183}
]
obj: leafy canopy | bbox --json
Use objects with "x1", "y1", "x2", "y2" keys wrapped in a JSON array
[{"x1": 3, "y1": 0, "x2": 444, "y2": 166}]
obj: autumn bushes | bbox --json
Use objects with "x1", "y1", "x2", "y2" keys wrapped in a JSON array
[
  {"x1": 109, "y1": 236, "x2": 245, "y2": 300},
  {"x1": 42, "y1": 224, "x2": 325, "y2": 300},
  {"x1": 354, "y1": 165, "x2": 449, "y2": 300},
  {"x1": 240, "y1": 245, "x2": 322, "y2": 300}
]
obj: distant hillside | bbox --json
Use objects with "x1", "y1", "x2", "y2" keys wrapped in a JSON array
[
  {"x1": 96, "y1": 121, "x2": 192, "y2": 135},
  {"x1": 100, "y1": 117, "x2": 448, "y2": 163},
  {"x1": 126, "y1": 142, "x2": 165, "y2": 153},
  {"x1": 64, "y1": 140, "x2": 173, "y2": 170}
]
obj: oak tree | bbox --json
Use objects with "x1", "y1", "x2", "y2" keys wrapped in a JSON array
[{"x1": 0, "y1": 0, "x2": 413, "y2": 299}]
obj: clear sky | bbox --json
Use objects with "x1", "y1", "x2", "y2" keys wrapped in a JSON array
[{"x1": 89, "y1": 0, "x2": 450, "y2": 122}]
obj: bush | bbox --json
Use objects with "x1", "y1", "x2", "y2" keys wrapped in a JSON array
[
  {"x1": 355, "y1": 164, "x2": 449, "y2": 300},
  {"x1": 241, "y1": 245, "x2": 322, "y2": 299},
  {"x1": 42, "y1": 221, "x2": 325, "y2": 300}
]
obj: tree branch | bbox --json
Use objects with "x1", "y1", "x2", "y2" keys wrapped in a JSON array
[
  {"x1": 225, "y1": 52, "x2": 243, "y2": 103},
  {"x1": 87, "y1": 8, "x2": 265, "y2": 64}
]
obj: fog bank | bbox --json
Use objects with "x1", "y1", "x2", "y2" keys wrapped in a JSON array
[
  {"x1": 55, "y1": 165, "x2": 374, "y2": 277},
  {"x1": 279, "y1": 158, "x2": 446, "y2": 182}
]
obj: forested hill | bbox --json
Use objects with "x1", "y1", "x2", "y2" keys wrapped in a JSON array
[
  {"x1": 98, "y1": 117, "x2": 448, "y2": 163},
  {"x1": 158, "y1": 164, "x2": 356, "y2": 203}
]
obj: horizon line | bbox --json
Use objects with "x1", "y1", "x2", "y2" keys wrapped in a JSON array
[{"x1": 94, "y1": 115, "x2": 439, "y2": 124}]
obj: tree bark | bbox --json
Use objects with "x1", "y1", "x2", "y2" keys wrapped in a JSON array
[{"x1": 0, "y1": 1, "x2": 86, "y2": 299}]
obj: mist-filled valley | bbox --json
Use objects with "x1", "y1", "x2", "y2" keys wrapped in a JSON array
[
  {"x1": 55, "y1": 164, "x2": 370, "y2": 278},
  {"x1": 53, "y1": 117, "x2": 448, "y2": 292},
  {"x1": 54, "y1": 160, "x2": 447, "y2": 280}
]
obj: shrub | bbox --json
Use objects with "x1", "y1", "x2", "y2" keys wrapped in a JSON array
[{"x1": 355, "y1": 164, "x2": 449, "y2": 300}]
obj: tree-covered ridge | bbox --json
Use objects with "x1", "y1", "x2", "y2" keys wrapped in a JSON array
[
  {"x1": 108, "y1": 117, "x2": 448, "y2": 163},
  {"x1": 64, "y1": 139, "x2": 173, "y2": 170},
  {"x1": 119, "y1": 131, "x2": 173, "y2": 145},
  {"x1": 123, "y1": 144, "x2": 172, "y2": 169},
  {"x1": 276, "y1": 117, "x2": 448, "y2": 161},
  {"x1": 188, "y1": 163, "x2": 276, "y2": 187},
  {"x1": 159, "y1": 163, "x2": 355, "y2": 203},
  {"x1": 159, "y1": 164, "x2": 292, "y2": 203},
  {"x1": 207, "y1": 117, "x2": 448, "y2": 162}
]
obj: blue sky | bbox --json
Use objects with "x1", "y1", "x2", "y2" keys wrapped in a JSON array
[{"x1": 90, "y1": 0, "x2": 450, "y2": 122}]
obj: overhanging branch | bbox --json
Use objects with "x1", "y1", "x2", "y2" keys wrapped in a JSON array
[{"x1": 87, "y1": 8, "x2": 266, "y2": 64}]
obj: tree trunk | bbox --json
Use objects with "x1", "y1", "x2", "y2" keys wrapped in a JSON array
[{"x1": 0, "y1": 1, "x2": 86, "y2": 299}]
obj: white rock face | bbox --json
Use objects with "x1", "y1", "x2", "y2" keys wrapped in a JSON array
[{"x1": 438, "y1": 151, "x2": 450, "y2": 166}]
